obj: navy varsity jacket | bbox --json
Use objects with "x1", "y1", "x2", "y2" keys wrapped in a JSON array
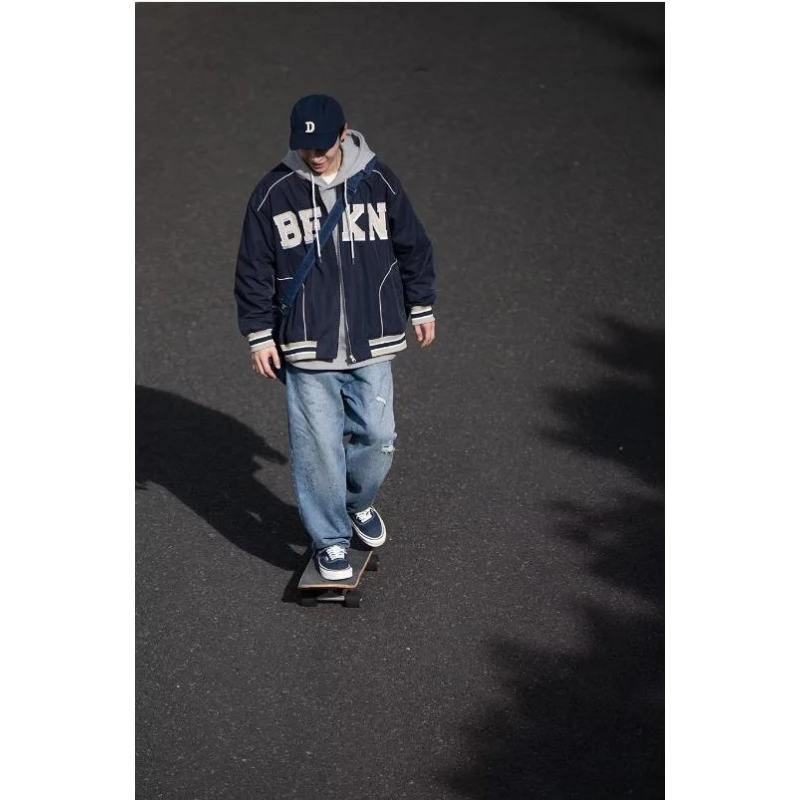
[{"x1": 234, "y1": 148, "x2": 436, "y2": 365}]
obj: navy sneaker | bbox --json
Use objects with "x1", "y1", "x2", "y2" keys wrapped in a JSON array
[
  {"x1": 316, "y1": 545, "x2": 353, "y2": 580},
  {"x1": 349, "y1": 506, "x2": 387, "y2": 547}
]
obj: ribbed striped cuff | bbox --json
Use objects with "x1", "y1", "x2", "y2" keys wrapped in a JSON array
[
  {"x1": 410, "y1": 305, "x2": 435, "y2": 326},
  {"x1": 247, "y1": 329, "x2": 274, "y2": 352}
]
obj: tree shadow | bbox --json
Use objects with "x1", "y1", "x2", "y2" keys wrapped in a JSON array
[
  {"x1": 452, "y1": 615, "x2": 664, "y2": 799},
  {"x1": 136, "y1": 385, "x2": 307, "y2": 577},
  {"x1": 543, "y1": 317, "x2": 664, "y2": 604},
  {"x1": 545, "y1": 317, "x2": 664, "y2": 489},
  {"x1": 443, "y1": 317, "x2": 664, "y2": 798}
]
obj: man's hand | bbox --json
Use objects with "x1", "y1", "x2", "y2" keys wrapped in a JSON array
[
  {"x1": 251, "y1": 346, "x2": 282, "y2": 379},
  {"x1": 415, "y1": 320, "x2": 436, "y2": 348}
]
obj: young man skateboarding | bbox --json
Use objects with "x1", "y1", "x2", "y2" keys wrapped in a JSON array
[{"x1": 235, "y1": 94, "x2": 436, "y2": 580}]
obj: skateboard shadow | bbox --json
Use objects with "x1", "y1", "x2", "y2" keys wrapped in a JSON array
[{"x1": 136, "y1": 385, "x2": 307, "y2": 575}]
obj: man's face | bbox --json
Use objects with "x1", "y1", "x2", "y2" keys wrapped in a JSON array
[{"x1": 298, "y1": 126, "x2": 346, "y2": 176}]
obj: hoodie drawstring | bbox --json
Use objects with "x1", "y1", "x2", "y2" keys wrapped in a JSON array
[
  {"x1": 344, "y1": 177, "x2": 355, "y2": 264},
  {"x1": 310, "y1": 176, "x2": 321, "y2": 259}
]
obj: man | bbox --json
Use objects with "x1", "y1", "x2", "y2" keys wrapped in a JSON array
[{"x1": 234, "y1": 94, "x2": 436, "y2": 580}]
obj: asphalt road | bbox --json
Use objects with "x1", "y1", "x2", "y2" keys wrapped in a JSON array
[{"x1": 136, "y1": 3, "x2": 664, "y2": 798}]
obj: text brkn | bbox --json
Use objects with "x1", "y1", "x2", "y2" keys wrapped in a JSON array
[{"x1": 273, "y1": 202, "x2": 389, "y2": 250}]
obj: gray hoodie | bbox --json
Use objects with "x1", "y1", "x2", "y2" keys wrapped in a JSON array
[{"x1": 282, "y1": 130, "x2": 394, "y2": 370}]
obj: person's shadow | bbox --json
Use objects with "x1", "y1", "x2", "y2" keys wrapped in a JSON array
[{"x1": 136, "y1": 385, "x2": 307, "y2": 575}]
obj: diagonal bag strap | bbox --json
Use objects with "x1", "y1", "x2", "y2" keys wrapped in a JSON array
[{"x1": 279, "y1": 156, "x2": 376, "y2": 313}]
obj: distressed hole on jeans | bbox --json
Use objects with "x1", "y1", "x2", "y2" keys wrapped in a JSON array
[
  {"x1": 380, "y1": 440, "x2": 395, "y2": 454},
  {"x1": 376, "y1": 395, "x2": 387, "y2": 405}
]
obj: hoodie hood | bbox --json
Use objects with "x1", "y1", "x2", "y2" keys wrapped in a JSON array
[{"x1": 282, "y1": 129, "x2": 376, "y2": 189}]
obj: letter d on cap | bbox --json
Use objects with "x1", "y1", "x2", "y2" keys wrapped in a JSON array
[{"x1": 305, "y1": 121, "x2": 315, "y2": 133}]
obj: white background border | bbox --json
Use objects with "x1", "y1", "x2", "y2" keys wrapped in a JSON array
[{"x1": 3, "y1": 1, "x2": 798, "y2": 797}]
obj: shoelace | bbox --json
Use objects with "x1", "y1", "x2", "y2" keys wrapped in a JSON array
[
  {"x1": 324, "y1": 545, "x2": 347, "y2": 561},
  {"x1": 354, "y1": 509, "x2": 373, "y2": 524}
]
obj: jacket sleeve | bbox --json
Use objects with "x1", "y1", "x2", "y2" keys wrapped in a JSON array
[
  {"x1": 382, "y1": 164, "x2": 436, "y2": 322},
  {"x1": 234, "y1": 194, "x2": 278, "y2": 351}
]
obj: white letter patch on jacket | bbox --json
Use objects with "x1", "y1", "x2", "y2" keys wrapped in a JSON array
[
  {"x1": 342, "y1": 203, "x2": 388, "y2": 243},
  {"x1": 273, "y1": 211, "x2": 303, "y2": 249},
  {"x1": 367, "y1": 202, "x2": 387, "y2": 241},
  {"x1": 298, "y1": 207, "x2": 323, "y2": 244},
  {"x1": 275, "y1": 203, "x2": 389, "y2": 250}
]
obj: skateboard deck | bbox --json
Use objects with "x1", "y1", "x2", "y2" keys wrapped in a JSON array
[{"x1": 297, "y1": 545, "x2": 379, "y2": 607}]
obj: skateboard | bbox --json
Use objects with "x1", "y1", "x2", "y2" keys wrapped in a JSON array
[{"x1": 297, "y1": 545, "x2": 379, "y2": 608}]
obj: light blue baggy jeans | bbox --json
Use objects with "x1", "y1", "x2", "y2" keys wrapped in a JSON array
[{"x1": 284, "y1": 361, "x2": 396, "y2": 554}]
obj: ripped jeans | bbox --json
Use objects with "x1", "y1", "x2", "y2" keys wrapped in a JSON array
[{"x1": 284, "y1": 361, "x2": 396, "y2": 553}]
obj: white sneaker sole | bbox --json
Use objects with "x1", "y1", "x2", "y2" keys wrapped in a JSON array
[
  {"x1": 351, "y1": 520, "x2": 387, "y2": 548},
  {"x1": 318, "y1": 563, "x2": 353, "y2": 580}
]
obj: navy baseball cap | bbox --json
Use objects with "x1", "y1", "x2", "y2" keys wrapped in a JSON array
[{"x1": 289, "y1": 94, "x2": 346, "y2": 151}]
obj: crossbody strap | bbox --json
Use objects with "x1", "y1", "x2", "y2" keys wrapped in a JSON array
[{"x1": 279, "y1": 156, "x2": 376, "y2": 313}]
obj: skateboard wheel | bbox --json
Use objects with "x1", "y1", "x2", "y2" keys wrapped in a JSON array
[
  {"x1": 365, "y1": 555, "x2": 380, "y2": 572},
  {"x1": 344, "y1": 590, "x2": 363, "y2": 608},
  {"x1": 299, "y1": 594, "x2": 318, "y2": 608}
]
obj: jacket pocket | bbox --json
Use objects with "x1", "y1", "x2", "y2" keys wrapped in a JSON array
[{"x1": 377, "y1": 259, "x2": 402, "y2": 338}]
